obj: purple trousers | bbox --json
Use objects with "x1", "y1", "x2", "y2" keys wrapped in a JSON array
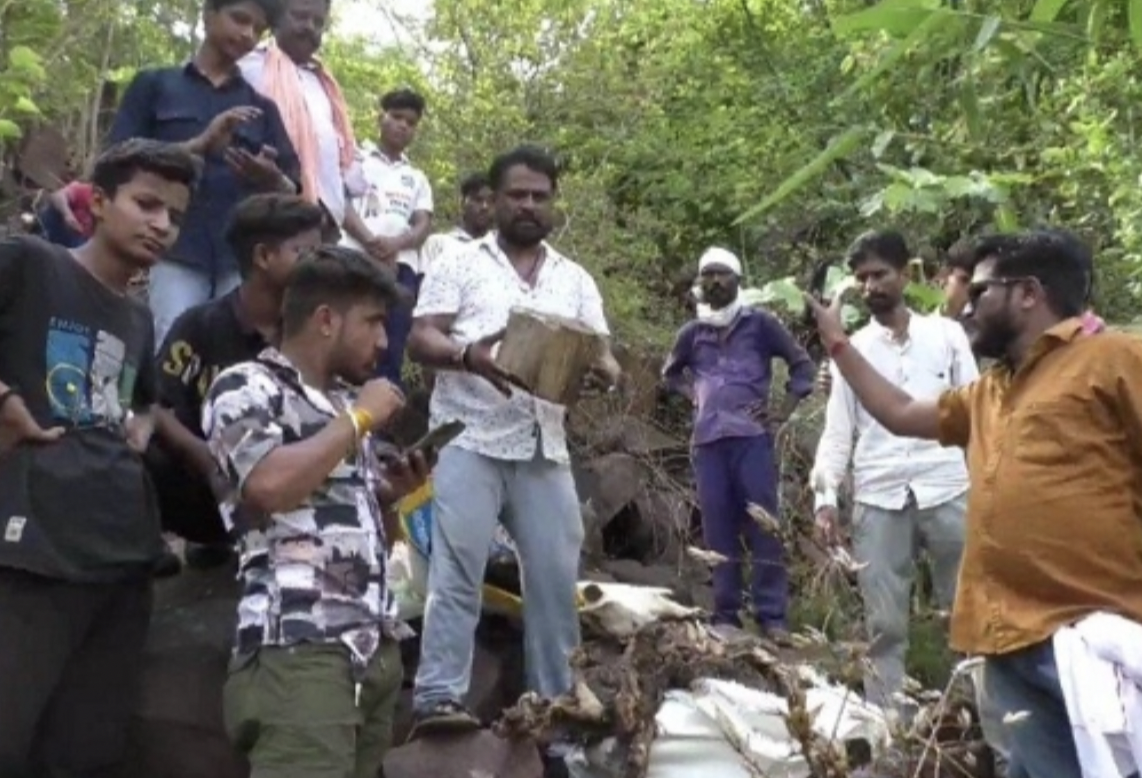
[{"x1": 692, "y1": 435, "x2": 788, "y2": 628}]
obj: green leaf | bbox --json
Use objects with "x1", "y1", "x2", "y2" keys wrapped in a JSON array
[
  {"x1": 905, "y1": 282, "x2": 945, "y2": 312},
  {"x1": 7, "y1": 46, "x2": 46, "y2": 81},
  {"x1": 756, "y1": 277, "x2": 804, "y2": 312},
  {"x1": 973, "y1": 16, "x2": 1002, "y2": 51},
  {"x1": 12, "y1": 96, "x2": 40, "y2": 115},
  {"x1": 0, "y1": 119, "x2": 21, "y2": 140},
  {"x1": 994, "y1": 204, "x2": 1020, "y2": 232},
  {"x1": 841, "y1": 304, "x2": 863, "y2": 328},
  {"x1": 1130, "y1": 0, "x2": 1142, "y2": 52},
  {"x1": 1029, "y1": 0, "x2": 1070, "y2": 22},
  {"x1": 824, "y1": 267, "x2": 856, "y2": 299},
  {"x1": 859, "y1": 191, "x2": 886, "y2": 217},
  {"x1": 836, "y1": 11, "x2": 944, "y2": 100},
  {"x1": 871, "y1": 129, "x2": 895, "y2": 159},
  {"x1": 8, "y1": 45, "x2": 41, "y2": 70},
  {"x1": 832, "y1": 0, "x2": 941, "y2": 37},
  {"x1": 734, "y1": 126, "x2": 869, "y2": 225},
  {"x1": 959, "y1": 76, "x2": 983, "y2": 139}
]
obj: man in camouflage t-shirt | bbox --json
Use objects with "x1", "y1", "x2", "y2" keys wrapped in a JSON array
[{"x1": 202, "y1": 246, "x2": 429, "y2": 778}]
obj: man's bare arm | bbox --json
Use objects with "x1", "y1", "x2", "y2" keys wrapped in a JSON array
[
  {"x1": 807, "y1": 293, "x2": 941, "y2": 440},
  {"x1": 154, "y1": 408, "x2": 216, "y2": 477},
  {"x1": 829, "y1": 342, "x2": 940, "y2": 439},
  {"x1": 407, "y1": 314, "x2": 463, "y2": 369},
  {"x1": 342, "y1": 200, "x2": 373, "y2": 246},
  {"x1": 395, "y1": 210, "x2": 432, "y2": 252}
]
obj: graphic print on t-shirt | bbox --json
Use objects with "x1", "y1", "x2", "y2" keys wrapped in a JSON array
[{"x1": 45, "y1": 317, "x2": 137, "y2": 426}]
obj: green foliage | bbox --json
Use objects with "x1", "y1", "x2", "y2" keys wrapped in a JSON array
[
  {"x1": 5, "y1": 0, "x2": 1142, "y2": 331},
  {"x1": 0, "y1": 45, "x2": 47, "y2": 139}
]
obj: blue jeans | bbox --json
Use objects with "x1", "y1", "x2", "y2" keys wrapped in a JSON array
[
  {"x1": 413, "y1": 446, "x2": 583, "y2": 711},
  {"x1": 985, "y1": 640, "x2": 1081, "y2": 778},
  {"x1": 375, "y1": 263, "x2": 419, "y2": 389},
  {"x1": 148, "y1": 261, "x2": 241, "y2": 349}
]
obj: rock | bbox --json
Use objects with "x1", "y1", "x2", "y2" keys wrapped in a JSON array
[
  {"x1": 392, "y1": 688, "x2": 416, "y2": 745},
  {"x1": 570, "y1": 414, "x2": 683, "y2": 459},
  {"x1": 120, "y1": 719, "x2": 247, "y2": 778},
  {"x1": 631, "y1": 488, "x2": 691, "y2": 562},
  {"x1": 384, "y1": 730, "x2": 543, "y2": 778},
  {"x1": 121, "y1": 563, "x2": 245, "y2": 778},
  {"x1": 577, "y1": 452, "x2": 645, "y2": 528},
  {"x1": 598, "y1": 559, "x2": 683, "y2": 593},
  {"x1": 134, "y1": 564, "x2": 239, "y2": 728},
  {"x1": 468, "y1": 642, "x2": 508, "y2": 724}
]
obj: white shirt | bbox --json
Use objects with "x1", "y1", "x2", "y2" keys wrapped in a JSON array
[
  {"x1": 413, "y1": 233, "x2": 610, "y2": 464},
  {"x1": 811, "y1": 312, "x2": 977, "y2": 511},
  {"x1": 340, "y1": 148, "x2": 433, "y2": 271},
  {"x1": 419, "y1": 226, "x2": 476, "y2": 280},
  {"x1": 238, "y1": 48, "x2": 349, "y2": 224},
  {"x1": 1054, "y1": 612, "x2": 1142, "y2": 777}
]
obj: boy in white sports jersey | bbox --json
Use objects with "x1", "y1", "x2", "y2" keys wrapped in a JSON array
[{"x1": 342, "y1": 88, "x2": 434, "y2": 388}]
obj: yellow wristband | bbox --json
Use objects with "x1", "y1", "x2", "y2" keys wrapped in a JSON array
[
  {"x1": 349, "y1": 407, "x2": 374, "y2": 439},
  {"x1": 345, "y1": 410, "x2": 361, "y2": 439}
]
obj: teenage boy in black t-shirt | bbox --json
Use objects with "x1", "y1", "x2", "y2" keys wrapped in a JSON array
[
  {"x1": 0, "y1": 138, "x2": 200, "y2": 777},
  {"x1": 149, "y1": 193, "x2": 325, "y2": 561}
]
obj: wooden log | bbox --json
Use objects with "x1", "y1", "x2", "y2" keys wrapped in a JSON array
[{"x1": 495, "y1": 308, "x2": 607, "y2": 406}]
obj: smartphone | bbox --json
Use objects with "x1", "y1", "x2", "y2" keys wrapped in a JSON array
[
  {"x1": 406, "y1": 420, "x2": 466, "y2": 459},
  {"x1": 230, "y1": 130, "x2": 261, "y2": 155}
]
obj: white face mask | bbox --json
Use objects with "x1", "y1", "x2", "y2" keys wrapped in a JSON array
[{"x1": 693, "y1": 283, "x2": 742, "y2": 327}]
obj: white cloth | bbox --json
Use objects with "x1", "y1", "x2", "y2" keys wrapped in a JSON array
[
  {"x1": 238, "y1": 48, "x2": 351, "y2": 225},
  {"x1": 413, "y1": 232, "x2": 610, "y2": 464},
  {"x1": 695, "y1": 297, "x2": 741, "y2": 328},
  {"x1": 693, "y1": 246, "x2": 743, "y2": 327},
  {"x1": 1054, "y1": 613, "x2": 1142, "y2": 778},
  {"x1": 811, "y1": 312, "x2": 977, "y2": 510},
  {"x1": 698, "y1": 246, "x2": 742, "y2": 276},
  {"x1": 340, "y1": 148, "x2": 433, "y2": 271}
]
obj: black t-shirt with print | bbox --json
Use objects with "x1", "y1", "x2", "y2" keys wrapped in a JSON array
[
  {"x1": 147, "y1": 289, "x2": 268, "y2": 544},
  {"x1": 0, "y1": 236, "x2": 162, "y2": 582},
  {"x1": 156, "y1": 288, "x2": 269, "y2": 435}
]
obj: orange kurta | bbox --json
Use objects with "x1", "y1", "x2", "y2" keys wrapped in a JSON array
[{"x1": 936, "y1": 318, "x2": 1142, "y2": 654}]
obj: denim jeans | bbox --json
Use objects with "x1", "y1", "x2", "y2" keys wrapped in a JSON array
[
  {"x1": 374, "y1": 263, "x2": 420, "y2": 389},
  {"x1": 413, "y1": 446, "x2": 583, "y2": 712},
  {"x1": 148, "y1": 261, "x2": 241, "y2": 349},
  {"x1": 984, "y1": 640, "x2": 1080, "y2": 778}
]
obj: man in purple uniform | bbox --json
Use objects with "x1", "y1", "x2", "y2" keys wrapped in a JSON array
[{"x1": 663, "y1": 247, "x2": 815, "y2": 641}]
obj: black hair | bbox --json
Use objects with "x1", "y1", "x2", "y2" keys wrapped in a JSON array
[
  {"x1": 225, "y1": 193, "x2": 325, "y2": 278},
  {"x1": 845, "y1": 229, "x2": 910, "y2": 271},
  {"x1": 488, "y1": 145, "x2": 559, "y2": 193},
  {"x1": 380, "y1": 88, "x2": 426, "y2": 117},
  {"x1": 459, "y1": 172, "x2": 491, "y2": 198},
  {"x1": 90, "y1": 139, "x2": 201, "y2": 199},
  {"x1": 942, "y1": 237, "x2": 976, "y2": 275},
  {"x1": 971, "y1": 229, "x2": 1089, "y2": 318},
  {"x1": 281, "y1": 245, "x2": 406, "y2": 337},
  {"x1": 206, "y1": 0, "x2": 284, "y2": 26}
]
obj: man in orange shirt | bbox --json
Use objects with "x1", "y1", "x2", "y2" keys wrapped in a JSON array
[{"x1": 806, "y1": 229, "x2": 1142, "y2": 778}]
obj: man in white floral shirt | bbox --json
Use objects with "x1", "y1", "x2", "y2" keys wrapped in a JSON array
[{"x1": 407, "y1": 145, "x2": 621, "y2": 737}]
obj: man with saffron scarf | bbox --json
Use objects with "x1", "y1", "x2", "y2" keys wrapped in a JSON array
[
  {"x1": 662, "y1": 247, "x2": 816, "y2": 642},
  {"x1": 239, "y1": 0, "x2": 360, "y2": 242}
]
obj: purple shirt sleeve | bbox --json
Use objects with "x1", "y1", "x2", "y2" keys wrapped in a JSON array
[
  {"x1": 757, "y1": 311, "x2": 815, "y2": 398},
  {"x1": 662, "y1": 323, "x2": 694, "y2": 396}
]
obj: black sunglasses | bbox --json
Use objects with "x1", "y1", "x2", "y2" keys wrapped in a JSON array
[{"x1": 966, "y1": 276, "x2": 1037, "y2": 305}]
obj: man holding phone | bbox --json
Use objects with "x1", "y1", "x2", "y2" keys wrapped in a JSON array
[
  {"x1": 203, "y1": 245, "x2": 429, "y2": 777},
  {"x1": 84, "y1": 0, "x2": 301, "y2": 346}
]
